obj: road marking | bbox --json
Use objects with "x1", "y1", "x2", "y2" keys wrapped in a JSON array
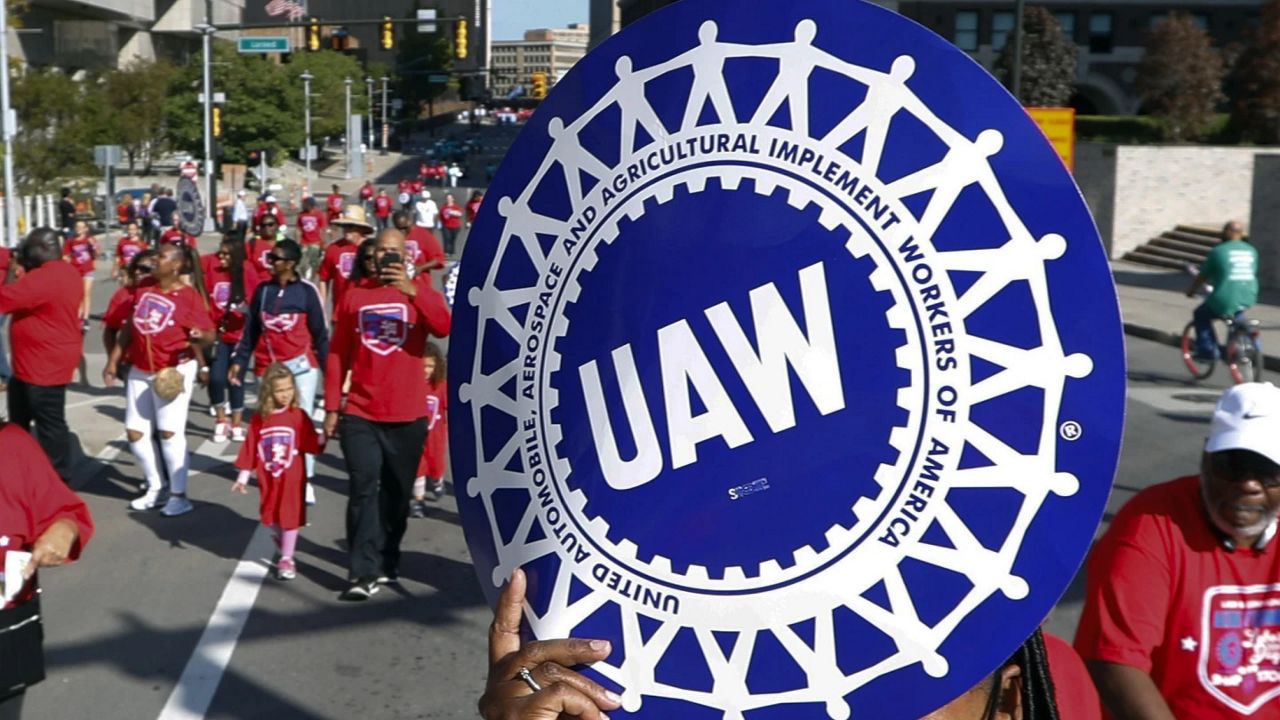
[{"x1": 156, "y1": 524, "x2": 274, "y2": 720}]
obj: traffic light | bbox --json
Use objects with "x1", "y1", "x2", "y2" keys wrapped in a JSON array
[
  {"x1": 455, "y1": 19, "x2": 468, "y2": 60},
  {"x1": 330, "y1": 28, "x2": 347, "y2": 51},
  {"x1": 381, "y1": 17, "x2": 394, "y2": 50},
  {"x1": 531, "y1": 72, "x2": 548, "y2": 100},
  {"x1": 212, "y1": 106, "x2": 222, "y2": 138},
  {"x1": 307, "y1": 18, "x2": 320, "y2": 52},
  {"x1": 247, "y1": 149, "x2": 261, "y2": 165}
]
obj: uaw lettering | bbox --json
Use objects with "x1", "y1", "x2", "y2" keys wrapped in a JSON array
[
  {"x1": 1203, "y1": 585, "x2": 1280, "y2": 714},
  {"x1": 454, "y1": 2, "x2": 1121, "y2": 717}
]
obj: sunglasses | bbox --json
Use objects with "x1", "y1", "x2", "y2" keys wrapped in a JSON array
[
  {"x1": 1211, "y1": 450, "x2": 1280, "y2": 488},
  {"x1": 267, "y1": 254, "x2": 289, "y2": 263}
]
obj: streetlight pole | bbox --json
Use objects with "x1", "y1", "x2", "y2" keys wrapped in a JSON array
[
  {"x1": 0, "y1": 3, "x2": 18, "y2": 245},
  {"x1": 344, "y1": 77, "x2": 353, "y2": 180},
  {"x1": 301, "y1": 70, "x2": 313, "y2": 194},
  {"x1": 1011, "y1": 0, "x2": 1026, "y2": 102},
  {"x1": 200, "y1": 0, "x2": 216, "y2": 229},
  {"x1": 365, "y1": 76, "x2": 374, "y2": 151},
  {"x1": 380, "y1": 76, "x2": 389, "y2": 156}
]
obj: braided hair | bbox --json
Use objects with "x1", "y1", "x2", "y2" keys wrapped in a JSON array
[{"x1": 981, "y1": 628, "x2": 1060, "y2": 720}]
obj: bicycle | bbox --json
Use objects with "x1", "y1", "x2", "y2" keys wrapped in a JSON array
[{"x1": 1181, "y1": 315, "x2": 1264, "y2": 384}]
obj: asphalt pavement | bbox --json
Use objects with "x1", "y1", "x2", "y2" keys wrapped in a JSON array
[{"x1": 5, "y1": 248, "x2": 1252, "y2": 718}]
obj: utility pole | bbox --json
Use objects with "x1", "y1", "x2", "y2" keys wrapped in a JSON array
[
  {"x1": 1011, "y1": 0, "x2": 1026, "y2": 102},
  {"x1": 301, "y1": 70, "x2": 314, "y2": 193},
  {"x1": 380, "y1": 76, "x2": 389, "y2": 156},
  {"x1": 365, "y1": 76, "x2": 374, "y2": 151},
  {"x1": 200, "y1": 0, "x2": 217, "y2": 230},
  {"x1": 0, "y1": 2, "x2": 18, "y2": 245},
  {"x1": 344, "y1": 77, "x2": 353, "y2": 180}
]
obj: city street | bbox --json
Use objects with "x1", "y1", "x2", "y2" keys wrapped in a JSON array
[{"x1": 14, "y1": 260, "x2": 1236, "y2": 718}]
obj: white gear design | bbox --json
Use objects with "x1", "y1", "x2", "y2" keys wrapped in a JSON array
[{"x1": 458, "y1": 18, "x2": 1094, "y2": 719}]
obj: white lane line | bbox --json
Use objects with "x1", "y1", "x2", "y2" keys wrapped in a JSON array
[{"x1": 156, "y1": 524, "x2": 274, "y2": 720}]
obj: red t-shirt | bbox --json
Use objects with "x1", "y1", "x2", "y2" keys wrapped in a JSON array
[
  {"x1": 1076, "y1": 475, "x2": 1280, "y2": 718},
  {"x1": 0, "y1": 260, "x2": 84, "y2": 385},
  {"x1": 203, "y1": 258, "x2": 261, "y2": 346},
  {"x1": 319, "y1": 239, "x2": 359, "y2": 310},
  {"x1": 235, "y1": 407, "x2": 323, "y2": 530},
  {"x1": 326, "y1": 193, "x2": 344, "y2": 221},
  {"x1": 296, "y1": 210, "x2": 327, "y2": 246},
  {"x1": 418, "y1": 162, "x2": 429, "y2": 178},
  {"x1": 397, "y1": 179, "x2": 411, "y2": 195},
  {"x1": 253, "y1": 204, "x2": 285, "y2": 230},
  {"x1": 440, "y1": 203, "x2": 463, "y2": 230},
  {"x1": 160, "y1": 227, "x2": 197, "y2": 247},
  {"x1": 0, "y1": 247, "x2": 9, "y2": 278},
  {"x1": 1044, "y1": 632, "x2": 1102, "y2": 720},
  {"x1": 466, "y1": 198, "x2": 482, "y2": 223},
  {"x1": 416, "y1": 379, "x2": 448, "y2": 479},
  {"x1": 244, "y1": 280, "x2": 325, "y2": 374},
  {"x1": 115, "y1": 237, "x2": 148, "y2": 269},
  {"x1": 0, "y1": 423, "x2": 94, "y2": 610},
  {"x1": 405, "y1": 226, "x2": 445, "y2": 271},
  {"x1": 374, "y1": 195, "x2": 393, "y2": 218},
  {"x1": 63, "y1": 236, "x2": 97, "y2": 276},
  {"x1": 324, "y1": 278, "x2": 452, "y2": 422},
  {"x1": 247, "y1": 235, "x2": 279, "y2": 282},
  {"x1": 411, "y1": 179, "x2": 425, "y2": 194},
  {"x1": 120, "y1": 285, "x2": 214, "y2": 371},
  {"x1": 359, "y1": 185, "x2": 374, "y2": 201}
]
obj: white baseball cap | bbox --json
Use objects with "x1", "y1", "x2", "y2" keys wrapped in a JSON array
[
  {"x1": 264, "y1": 194, "x2": 278, "y2": 203},
  {"x1": 1206, "y1": 383, "x2": 1280, "y2": 466}
]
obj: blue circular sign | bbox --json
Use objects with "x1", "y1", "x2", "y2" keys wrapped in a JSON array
[{"x1": 451, "y1": 1, "x2": 1125, "y2": 717}]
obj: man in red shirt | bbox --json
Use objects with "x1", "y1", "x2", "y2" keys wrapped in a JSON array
[
  {"x1": 392, "y1": 210, "x2": 445, "y2": 279},
  {"x1": 373, "y1": 189, "x2": 394, "y2": 232},
  {"x1": 359, "y1": 181, "x2": 375, "y2": 214},
  {"x1": 295, "y1": 196, "x2": 327, "y2": 281},
  {"x1": 323, "y1": 228, "x2": 450, "y2": 601},
  {"x1": 252, "y1": 195, "x2": 285, "y2": 234},
  {"x1": 0, "y1": 229, "x2": 85, "y2": 481},
  {"x1": 326, "y1": 184, "x2": 345, "y2": 223},
  {"x1": 1077, "y1": 383, "x2": 1280, "y2": 719},
  {"x1": 319, "y1": 206, "x2": 372, "y2": 314}
]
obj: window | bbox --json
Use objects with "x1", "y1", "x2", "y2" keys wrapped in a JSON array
[
  {"x1": 955, "y1": 11, "x2": 978, "y2": 51},
  {"x1": 1053, "y1": 11, "x2": 1076, "y2": 41},
  {"x1": 992, "y1": 11, "x2": 1015, "y2": 51},
  {"x1": 1089, "y1": 12, "x2": 1113, "y2": 53}
]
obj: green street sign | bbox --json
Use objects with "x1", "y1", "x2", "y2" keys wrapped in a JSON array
[
  {"x1": 428, "y1": 74, "x2": 450, "y2": 84},
  {"x1": 238, "y1": 36, "x2": 290, "y2": 53}
]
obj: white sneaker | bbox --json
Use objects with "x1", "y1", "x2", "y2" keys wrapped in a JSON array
[
  {"x1": 305, "y1": 483, "x2": 317, "y2": 506},
  {"x1": 212, "y1": 422, "x2": 230, "y2": 443},
  {"x1": 160, "y1": 495, "x2": 194, "y2": 517},
  {"x1": 230, "y1": 425, "x2": 246, "y2": 442},
  {"x1": 131, "y1": 487, "x2": 162, "y2": 511}
]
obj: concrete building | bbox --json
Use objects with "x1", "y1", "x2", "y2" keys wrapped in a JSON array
[
  {"x1": 619, "y1": 0, "x2": 1266, "y2": 114},
  {"x1": 589, "y1": 0, "x2": 620, "y2": 50},
  {"x1": 16, "y1": 0, "x2": 245, "y2": 69},
  {"x1": 490, "y1": 23, "x2": 589, "y2": 98}
]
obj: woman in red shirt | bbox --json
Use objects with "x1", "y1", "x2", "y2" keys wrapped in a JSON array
[
  {"x1": 62, "y1": 220, "x2": 98, "y2": 327},
  {"x1": 203, "y1": 236, "x2": 260, "y2": 443},
  {"x1": 465, "y1": 190, "x2": 484, "y2": 225},
  {"x1": 104, "y1": 243, "x2": 215, "y2": 517},
  {"x1": 410, "y1": 342, "x2": 448, "y2": 517},
  {"x1": 440, "y1": 193, "x2": 463, "y2": 256},
  {"x1": 114, "y1": 222, "x2": 148, "y2": 284}
]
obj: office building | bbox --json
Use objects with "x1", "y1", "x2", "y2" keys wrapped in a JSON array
[{"x1": 491, "y1": 23, "x2": 589, "y2": 98}]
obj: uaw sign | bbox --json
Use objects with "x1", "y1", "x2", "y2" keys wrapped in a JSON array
[{"x1": 451, "y1": 0, "x2": 1125, "y2": 716}]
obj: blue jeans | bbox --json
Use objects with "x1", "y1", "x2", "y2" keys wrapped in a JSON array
[
  {"x1": 0, "y1": 314, "x2": 10, "y2": 382},
  {"x1": 1194, "y1": 306, "x2": 1252, "y2": 359},
  {"x1": 208, "y1": 341, "x2": 246, "y2": 412},
  {"x1": 295, "y1": 366, "x2": 319, "y2": 479}
]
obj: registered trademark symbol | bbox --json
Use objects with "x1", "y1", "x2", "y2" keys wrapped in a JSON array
[{"x1": 1059, "y1": 421, "x2": 1082, "y2": 441}]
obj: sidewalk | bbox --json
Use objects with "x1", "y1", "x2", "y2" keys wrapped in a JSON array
[{"x1": 1112, "y1": 260, "x2": 1280, "y2": 371}]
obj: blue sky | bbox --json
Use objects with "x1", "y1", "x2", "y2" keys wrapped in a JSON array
[{"x1": 491, "y1": 0, "x2": 589, "y2": 40}]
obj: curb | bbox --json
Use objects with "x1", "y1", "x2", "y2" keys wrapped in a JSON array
[{"x1": 1123, "y1": 322, "x2": 1280, "y2": 373}]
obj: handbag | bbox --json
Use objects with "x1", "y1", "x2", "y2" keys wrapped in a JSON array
[
  {"x1": 0, "y1": 595, "x2": 45, "y2": 698},
  {"x1": 144, "y1": 329, "x2": 185, "y2": 403}
]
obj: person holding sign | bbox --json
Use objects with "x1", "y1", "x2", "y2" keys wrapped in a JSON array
[{"x1": 0, "y1": 422, "x2": 94, "y2": 720}]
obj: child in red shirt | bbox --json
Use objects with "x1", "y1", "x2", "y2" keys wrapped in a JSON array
[
  {"x1": 114, "y1": 223, "x2": 148, "y2": 283},
  {"x1": 232, "y1": 364, "x2": 325, "y2": 581},
  {"x1": 410, "y1": 342, "x2": 448, "y2": 517}
]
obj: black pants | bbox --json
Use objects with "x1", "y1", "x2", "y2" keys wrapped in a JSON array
[
  {"x1": 339, "y1": 415, "x2": 427, "y2": 581},
  {"x1": 7, "y1": 379, "x2": 71, "y2": 480},
  {"x1": 0, "y1": 691, "x2": 23, "y2": 720}
]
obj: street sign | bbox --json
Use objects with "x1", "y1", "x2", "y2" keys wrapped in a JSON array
[
  {"x1": 93, "y1": 145, "x2": 122, "y2": 168},
  {"x1": 197, "y1": 92, "x2": 226, "y2": 104},
  {"x1": 417, "y1": 8, "x2": 437, "y2": 33},
  {"x1": 1028, "y1": 106, "x2": 1077, "y2": 171},
  {"x1": 175, "y1": 176, "x2": 204, "y2": 236},
  {"x1": 237, "y1": 36, "x2": 290, "y2": 54},
  {"x1": 428, "y1": 73, "x2": 450, "y2": 84},
  {"x1": 179, "y1": 161, "x2": 199, "y2": 179},
  {"x1": 298, "y1": 146, "x2": 318, "y2": 161}
]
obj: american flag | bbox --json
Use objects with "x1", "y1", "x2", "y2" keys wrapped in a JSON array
[{"x1": 264, "y1": 0, "x2": 307, "y2": 21}]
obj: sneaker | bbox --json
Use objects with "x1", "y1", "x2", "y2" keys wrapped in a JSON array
[
  {"x1": 276, "y1": 557, "x2": 297, "y2": 581},
  {"x1": 430, "y1": 479, "x2": 445, "y2": 501},
  {"x1": 212, "y1": 422, "x2": 230, "y2": 443},
  {"x1": 160, "y1": 495, "x2": 194, "y2": 517},
  {"x1": 409, "y1": 500, "x2": 427, "y2": 519},
  {"x1": 339, "y1": 578, "x2": 380, "y2": 601},
  {"x1": 130, "y1": 487, "x2": 162, "y2": 511},
  {"x1": 305, "y1": 483, "x2": 317, "y2": 506},
  {"x1": 230, "y1": 425, "x2": 247, "y2": 442},
  {"x1": 377, "y1": 567, "x2": 399, "y2": 584}
]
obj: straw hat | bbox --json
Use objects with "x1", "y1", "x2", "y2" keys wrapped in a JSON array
[{"x1": 332, "y1": 205, "x2": 374, "y2": 232}]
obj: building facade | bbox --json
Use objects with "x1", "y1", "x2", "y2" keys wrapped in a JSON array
[
  {"x1": 490, "y1": 24, "x2": 589, "y2": 98},
  {"x1": 618, "y1": 0, "x2": 1266, "y2": 114},
  {"x1": 590, "y1": 0, "x2": 620, "y2": 50}
]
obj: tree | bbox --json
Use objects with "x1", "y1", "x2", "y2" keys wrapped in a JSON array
[
  {"x1": 994, "y1": 6, "x2": 1078, "y2": 107},
  {"x1": 1231, "y1": 0, "x2": 1280, "y2": 144},
  {"x1": 290, "y1": 50, "x2": 372, "y2": 140},
  {"x1": 9, "y1": 67, "x2": 99, "y2": 192},
  {"x1": 99, "y1": 59, "x2": 178, "y2": 172},
  {"x1": 1136, "y1": 14, "x2": 1225, "y2": 141}
]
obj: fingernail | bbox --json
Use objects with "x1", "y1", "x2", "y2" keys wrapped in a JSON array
[
  {"x1": 590, "y1": 639, "x2": 611, "y2": 653},
  {"x1": 605, "y1": 690, "x2": 622, "y2": 704}
]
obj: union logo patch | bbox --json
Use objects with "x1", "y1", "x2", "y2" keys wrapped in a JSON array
[
  {"x1": 262, "y1": 311, "x2": 300, "y2": 333},
  {"x1": 258, "y1": 426, "x2": 298, "y2": 477},
  {"x1": 1201, "y1": 584, "x2": 1280, "y2": 714},
  {"x1": 450, "y1": 1, "x2": 1125, "y2": 716},
  {"x1": 132, "y1": 292, "x2": 177, "y2": 336},
  {"x1": 359, "y1": 303, "x2": 409, "y2": 356}
]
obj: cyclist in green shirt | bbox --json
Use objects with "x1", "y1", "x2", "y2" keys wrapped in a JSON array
[{"x1": 1186, "y1": 220, "x2": 1259, "y2": 359}]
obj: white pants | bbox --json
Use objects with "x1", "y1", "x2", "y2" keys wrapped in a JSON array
[{"x1": 126, "y1": 360, "x2": 198, "y2": 494}]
